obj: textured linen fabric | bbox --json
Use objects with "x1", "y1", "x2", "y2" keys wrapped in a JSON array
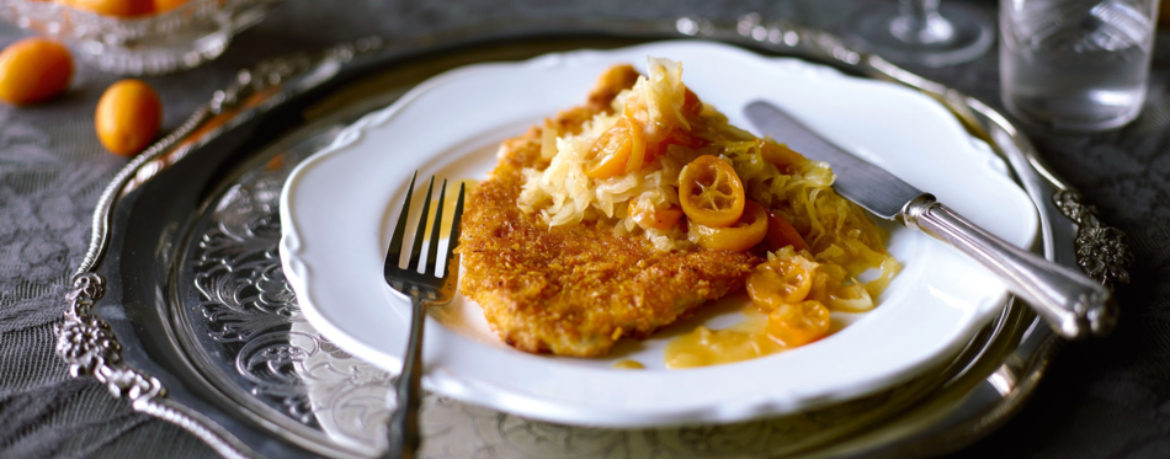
[{"x1": 0, "y1": 0, "x2": 1167, "y2": 458}]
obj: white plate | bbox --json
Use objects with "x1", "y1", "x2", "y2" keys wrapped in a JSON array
[{"x1": 279, "y1": 40, "x2": 1038, "y2": 428}]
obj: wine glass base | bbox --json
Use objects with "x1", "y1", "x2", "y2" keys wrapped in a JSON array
[{"x1": 845, "y1": 2, "x2": 994, "y2": 67}]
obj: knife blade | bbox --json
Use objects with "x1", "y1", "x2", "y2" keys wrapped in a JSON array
[
  {"x1": 744, "y1": 101, "x2": 919, "y2": 219},
  {"x1": 744, "y1": 100, "x2": 1116, "y2": 340}
]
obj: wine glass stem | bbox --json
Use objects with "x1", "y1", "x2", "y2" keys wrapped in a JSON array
[{"x1": 891, "y1": 0, "x2": 955, "y2": 44}]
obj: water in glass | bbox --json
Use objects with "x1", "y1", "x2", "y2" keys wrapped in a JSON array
[{"x1": 1000, "y1": 0, "x2": 1158, "y2": 131}]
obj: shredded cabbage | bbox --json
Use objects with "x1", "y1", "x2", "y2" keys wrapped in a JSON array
[{"x1": 515, "y1": 56, "x2": 899, "y2": 302}]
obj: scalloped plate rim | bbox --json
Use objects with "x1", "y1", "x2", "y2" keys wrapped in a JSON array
[{"x1": 279, "y1": 40, "x2": 1038, "y2": 427}]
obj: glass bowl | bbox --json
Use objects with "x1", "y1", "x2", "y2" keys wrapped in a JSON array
[{"x1": 0, "y1": 0, "x2": 281, "y2": 75}]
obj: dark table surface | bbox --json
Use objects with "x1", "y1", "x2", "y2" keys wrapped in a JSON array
[{"x1": 1, "y1": 1, "x2": 1168, "y2": 458}]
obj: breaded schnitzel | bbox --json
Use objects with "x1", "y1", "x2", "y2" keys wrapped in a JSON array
[
  {"x1": 457, "y1": 58, "x2": 895, "y2": 361},
  {"x1": 457, "y1": 65, "x2": 759, "y2": 357}
]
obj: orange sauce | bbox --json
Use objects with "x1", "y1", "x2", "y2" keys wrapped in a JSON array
[
  {"x1": 664, "y1": 309, "x2": 784, "y2": 369},
  {"x1": 421, "y1": 179, "x2": 478, "y2": 240},
  {"x1": 664, "y1": 306, "x2": 849, "y2": 369},
  {"x1": 613, "y1": 359, "x2": 645, "y2": 370}
]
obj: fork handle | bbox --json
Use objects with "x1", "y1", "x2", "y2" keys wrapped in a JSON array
[{"x1": 385, "y1": 296, "x2": 425, "y2": 459}]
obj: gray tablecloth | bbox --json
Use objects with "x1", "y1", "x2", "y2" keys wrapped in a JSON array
[{"x1": 1, "y1": 1, "x2": 1168, "y2": 457}]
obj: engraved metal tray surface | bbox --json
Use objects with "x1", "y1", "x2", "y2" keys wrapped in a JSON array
[{"x1": 56, "y1": 15, "x2": 1132, "y2": 459}]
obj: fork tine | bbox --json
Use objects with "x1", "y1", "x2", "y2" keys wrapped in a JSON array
[
  {"x1": 406, "y1": 176, "x2": 435, "y2": 272},
  {"x1": 441, "y1": 182, "x2": 467, "y2": 276},
  {"x1": 384, "y1": 171, "x2": 417, "y2": 277},
  {"x1": 424, "y1": 179, "x2": 448, "y2": 276}
]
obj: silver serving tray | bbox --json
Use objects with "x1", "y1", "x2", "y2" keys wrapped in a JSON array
[{"x1": 54, "y1": 15, "x2": 1131, "y2": 459}]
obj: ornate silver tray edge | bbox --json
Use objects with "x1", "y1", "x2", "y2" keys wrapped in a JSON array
[{"x1": 53, "y1": 15, "x2": 1132, "y2": 459}]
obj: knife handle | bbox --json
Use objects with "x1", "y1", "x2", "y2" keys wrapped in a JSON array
[{"x1": 903, "y1": 195, "x2": 1117, "y2": 340}]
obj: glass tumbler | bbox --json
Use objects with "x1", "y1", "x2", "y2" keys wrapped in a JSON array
[{"x1": 1000, "y1": 0, "x2": 1161, "y2": 131}]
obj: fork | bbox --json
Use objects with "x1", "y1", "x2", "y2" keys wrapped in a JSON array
[{"x1": 382, "y1": 172, "x2": 466, "y2": 459}]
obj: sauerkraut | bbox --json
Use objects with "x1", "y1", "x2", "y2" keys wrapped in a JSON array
[{"x1": 517, "y1": 56, "x2": 899, "y2": 311}]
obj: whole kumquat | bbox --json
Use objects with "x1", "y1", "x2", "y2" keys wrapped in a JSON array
[
  {"x1": 95, "y1": 79, "x2": 162, "y2": 156},
  {"x1": 67, "y1": 0, "x2": 154, "y2": 17},
  {"x1": 152, "y1": 0, "x2": 189, "y2": 13},
  {"x1": 0, "y1": 37, "x2": 73, "y2": 106}
]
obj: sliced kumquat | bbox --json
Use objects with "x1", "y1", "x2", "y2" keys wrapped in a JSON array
[
  {"x1": 766, "y1": 300, "x2": 830, "y2": 347},
  {"x1": 760, "y1": 139, "x2": 807, "y2": 169},
  {"x1": 765, "y1": 210, "x2": 807, "y2": 252},
  {"x1": 623, "y1": 118, "x2": 648, "y2": 174},
  {"x1": 747, "y1": 254, "x2": 816, "y2": 311},
  {"x1": 679, "y1": 155, "x2": 746, "y2": 227},
  {"x1": 690, "y1": 200, "x2": 768, "y2": 252},
  {"x1": 623, "y1": 94, "x2": 648, "y2": 126},
  {"x1": 682, "y1": 87, "x2": 703, "y2": 117},
  {"x1": 645, "y1": 125, "x2": 705, "y2": 161},
  {"x1": 629, "y1": 200, "x2": 684, "y2": 230},
  {"x1": 584, "y1": 117, "x2": 644, "y2": 179}
]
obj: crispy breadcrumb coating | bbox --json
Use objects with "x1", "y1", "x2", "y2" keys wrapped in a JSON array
[{"x1": 456, "y1": 65, "x2": 759, "y2": 357}]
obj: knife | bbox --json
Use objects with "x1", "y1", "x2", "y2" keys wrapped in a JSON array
[{"x1": 744, "y1": 100, "x2": 1116, "y2": 340}]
